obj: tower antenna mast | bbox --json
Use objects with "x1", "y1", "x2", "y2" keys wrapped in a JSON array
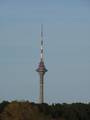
[{"x1": 40, "y1": 24, "x2": 44, "y2": 61}]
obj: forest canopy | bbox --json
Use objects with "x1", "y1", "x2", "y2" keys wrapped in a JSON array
[{"x1": 0, "y1": 101, "x2": 90, "y2": 120}]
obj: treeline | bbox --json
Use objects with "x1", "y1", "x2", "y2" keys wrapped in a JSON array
[{"x1": 0, "y1": 101, "x2": 90, "y2": 120}]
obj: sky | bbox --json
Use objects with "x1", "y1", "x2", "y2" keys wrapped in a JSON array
[{"x1": 0, "y1": 0, "x2": 90, "y2": 103}]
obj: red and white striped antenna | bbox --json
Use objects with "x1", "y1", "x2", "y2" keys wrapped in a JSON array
[{"x1": 40, "y1": 24, "x2": 44, "y2": 61}]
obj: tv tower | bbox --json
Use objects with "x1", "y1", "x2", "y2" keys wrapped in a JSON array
[{"x1": 36, "y1": 25, "x2": 48, "y2": 104}]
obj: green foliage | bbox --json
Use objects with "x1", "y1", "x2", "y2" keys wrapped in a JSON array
[
  {"x1": 0, "y1": 101, "x2": 90, "y2": 120},
  {"x1": 0, "y1": 101, "x2": 9, "y2": 113}
]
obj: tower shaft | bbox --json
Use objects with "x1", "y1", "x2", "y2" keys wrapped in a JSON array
[{"x1": 40, "y1": 73, "x2": 44, "y2": 103}]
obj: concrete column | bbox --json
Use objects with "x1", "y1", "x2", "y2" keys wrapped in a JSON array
[{"x1": 39, "y1": 73, "x2": 44, "y2": 103}]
